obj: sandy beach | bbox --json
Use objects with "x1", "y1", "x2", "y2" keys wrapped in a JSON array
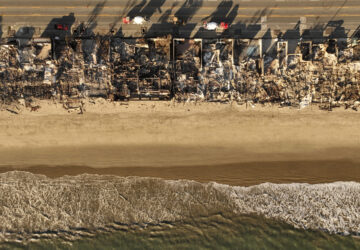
[{"x1": 0, "y1": 100, "x2": 359, "y2": 185}]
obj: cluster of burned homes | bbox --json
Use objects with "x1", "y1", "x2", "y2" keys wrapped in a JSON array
[{"x1": 1, "y1": 34, "x2": 360, "y2": 110}]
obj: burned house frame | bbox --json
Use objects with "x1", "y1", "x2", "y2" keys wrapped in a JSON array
[
  {"x1": 110, "y1": 37, "x2": 171, "y2": 100},
  {"x1": 173, "y1": 38, "x2": 202, "y2": 98},
  {"x1": 277, "y1": 41, "x2": 288, "y2": 69},
  {"x1": 0, "y1": 38, "x2": 54, "y2": 101},
  {"x1": 0, "y1": 27, "x2": 359, "y2": 111},
  {"x1": 233, "y1": 39, "x2": 262, "y2": 73},
  {"x1": 201, "y1": 39, "x2": 234, "y2": 100}
]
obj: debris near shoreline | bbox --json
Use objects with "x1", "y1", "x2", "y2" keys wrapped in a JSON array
[{"x1": 0, "y1": 37, "x2": 360, "y2": 112}]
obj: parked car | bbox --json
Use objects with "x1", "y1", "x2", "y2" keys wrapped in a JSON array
[
  {"x1": 203, "y1": 21, "x2": 218, "y2": 31},
  {"x1": 55, "y1": 24, "x2": 69, "y2": 31}
]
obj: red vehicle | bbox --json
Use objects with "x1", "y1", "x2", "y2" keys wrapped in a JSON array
[
  {"x1": 220, "y1": 22, "x2": 229, "y2": 30},
  {"x1": 55, "y1": 24, "x2": 69, "y2": 31},
  {"x1": 123, "y1": 17, "x2": 130, "y2": 24}
]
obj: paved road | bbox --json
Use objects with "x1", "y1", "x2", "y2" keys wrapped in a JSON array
[{"x1": 0, "y1": 0, "x2": 359, "y2": 38}]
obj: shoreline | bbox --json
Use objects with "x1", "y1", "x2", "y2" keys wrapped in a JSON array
[
  {"x1": 1, "y1": 171, "x2": 360, "y2": 241},
  {"x1": 1, "y1": 158, "x2": 359, "y2": 186}
]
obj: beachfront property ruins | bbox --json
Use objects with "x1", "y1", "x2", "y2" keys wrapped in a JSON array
[{"x1": 1, "y1": 20, "x2": 360, "y2": 112}]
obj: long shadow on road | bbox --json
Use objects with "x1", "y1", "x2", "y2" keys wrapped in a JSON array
[
  {"x1": 41, "y1": 13, "x2": 75, "y2": 39},
  {"x1": 194, "y1": 0, "x2": 235, "y2": 38},
  {"x1": 175, "y1": 0, "x2": 203, "y2": 25},
  {"x1": 202, "y1": 0, "x2": 233, "y2": 23},
  {"x1": 158, "y1": 3, "x2": 177, "y2": 23},
  {"x1": 0, "y1": 16, "x2": 2, "y2": 39},
  {"x1": 145, "y1": 0, "x2": 202, "y2": 38},
  {"x1": 74, "y1": 1, "x2": 107, "y2": 38},
  {"x1": 127, "y1": 0, "x2": 147, "y2": 18},
  {"x1": 173, "y1": 0, "x2": 203, "y2": 38},
  {"x1": 141, "y1": 0, "x2": 166, "y2": 19}
]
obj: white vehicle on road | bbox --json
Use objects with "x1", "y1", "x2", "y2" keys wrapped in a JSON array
[
  {"x1": 203, "y1": 22, "x2": 218, "y2": 30},
  {"x1": 133, "y1": 16, "x2": 146, "y2": 25}
]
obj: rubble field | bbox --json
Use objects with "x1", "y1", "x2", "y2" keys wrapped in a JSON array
[{"x1": 1, "y1": 37, "x2": 360, "y2": 113}]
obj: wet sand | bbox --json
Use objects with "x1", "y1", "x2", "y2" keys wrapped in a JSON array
[
  {"x1": 0, "y1": 100, "x2": 359, "y2": 186},
  {"x1": 1, "y1": 159, "x2": 359, "y2": 186}
]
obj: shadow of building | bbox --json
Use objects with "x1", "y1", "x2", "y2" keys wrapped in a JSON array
[
  {"x1": 41, "y1": 13, "x2": 75, "y2": 39},
  {"x1": 13, "y1": 27, "x2": 35, "y2": 47},
  {"x1": 0, "y1": 16, "x2": 2, "y2": 39},
  {"x1": 175, "y1": 0, "x2": 203, "y2": 25}
]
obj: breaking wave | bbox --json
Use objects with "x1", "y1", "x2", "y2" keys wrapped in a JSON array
[{"x1": 0, "y1": 171, "x2": 359, "y2": 243}]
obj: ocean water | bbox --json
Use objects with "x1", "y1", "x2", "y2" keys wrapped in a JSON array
[
  {"x1": 0, "y1": 171, "x2": 359, "y2": 249},
  {"x1": 3, "y1": 214, "x2": 360, "y2": 250}
]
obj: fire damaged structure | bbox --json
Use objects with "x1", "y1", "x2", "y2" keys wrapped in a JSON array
[
  {"x1": 0, "y1": 39, "x2": 54, "y2": 103},
  {"x1": 173, "y1": 38, "x2": 202, "y2": 100},
  {"x1": 111, "y1": 37, "x2": 171, "y2": 100},
  {"x1": 1, "y1": 35, "x2": 360, "y2": 111},
  {"x1": 201, "y1": 39, "x2": 234, "y2": 101}
]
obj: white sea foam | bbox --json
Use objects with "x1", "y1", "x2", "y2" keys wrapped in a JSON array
[
  {"x1": 0, "y1": 171, "x2": 359, "y2": 242},
  {"x1": 226, "y1": 182, "x2": 360, "y2": 235}
]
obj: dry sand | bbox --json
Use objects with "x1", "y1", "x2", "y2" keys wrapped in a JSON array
[{"x1": 0, "y1": 99, "x2": 359, "y2": 185}]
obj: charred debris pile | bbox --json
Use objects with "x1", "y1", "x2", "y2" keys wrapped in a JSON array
[{"x1": 0, "y1": 36, "x2": 360, "y2": 112}]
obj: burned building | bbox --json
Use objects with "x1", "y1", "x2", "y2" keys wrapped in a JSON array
[
  {"x1": 111, "y1": 37, "x2": 171, "y2": 100},
  {"x1": 173, "y1": 38, "x2": 202, "y2": 99},
  {"x1": 201, "y1": 39, "x2": 234, "y2": 101},
  {"x1": 0, "y1": 32, "x2": 359, "y2": 111},
  {"x1": 0, "y1": 40, "x2": 54, "y2": 101}
]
